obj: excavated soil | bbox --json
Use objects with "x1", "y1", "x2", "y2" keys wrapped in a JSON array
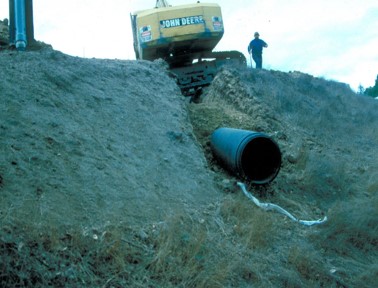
[
  {"x1": 0, "y1": 49, "x2": 220, "y2": 228},
  {"x1": 1, "y1": 48, "x2": 377, "y2": 287}
]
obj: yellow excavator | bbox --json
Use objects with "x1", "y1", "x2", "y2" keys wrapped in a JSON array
[{"x1": 131, "y1": 0, "x2": 246, "y2": 96}]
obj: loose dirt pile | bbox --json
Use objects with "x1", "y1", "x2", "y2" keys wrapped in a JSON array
[
  {"x1": 1, "y1": 48, "x2": 377, "y2": 287},
  {"x1": 0, "y1": 48, "x2": 219, "y2": 229}
]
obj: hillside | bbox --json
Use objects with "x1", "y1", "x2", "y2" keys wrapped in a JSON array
[{"x1": 1, "y1": 48, "x2": 377, "y2": 287}]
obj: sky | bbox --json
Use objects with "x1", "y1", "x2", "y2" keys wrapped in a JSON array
[{"x1": 1, "y1": 0, "x2": 377, "y2": 90}]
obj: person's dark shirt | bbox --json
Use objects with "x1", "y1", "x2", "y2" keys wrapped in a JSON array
[{"x1": 248, "y1": 38, "x2": 267, "y2": 55}]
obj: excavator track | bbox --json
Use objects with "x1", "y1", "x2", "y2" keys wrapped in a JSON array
[{"x1": 170, "y1": 50, "x2": 246, "y2": 96}]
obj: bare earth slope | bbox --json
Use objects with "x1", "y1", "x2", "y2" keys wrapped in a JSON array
[
  {"x1": 1, "y1": 49, "x2": 377, "y2": 287},
  {"x1": 0, "y1": 49, "x2": 219, "y2": 229}
]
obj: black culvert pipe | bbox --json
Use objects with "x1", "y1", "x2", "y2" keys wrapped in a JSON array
[{"x1": 210, "y1": 127, "x2": 281, "y2": 184}]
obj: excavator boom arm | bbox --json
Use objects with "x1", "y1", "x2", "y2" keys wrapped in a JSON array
[{"x1": 156, "y1": 0, "x2": 170, "y2": 8}]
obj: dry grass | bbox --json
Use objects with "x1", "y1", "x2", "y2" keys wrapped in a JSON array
[
  {"x1": 3, "y1": 192, "x2": 376, "y2": 287},
  {"x1": 319, "y1": 195, "x2": 378, "y2": 255},
  {"x1": 0, "y1": 221, "x2": 149, "y2": 287},
  {"x1": 220, "y1": 194, "x2": 277, "y2": 249},
  {"x1": 311, "y1": 194, "x2": 378, "y2": 287},
  {"x1": 287, "y1": 245, "x2": 328, "y2": 284},
  {"x1": 2, "y1": 66, "x2": 377, "y2": 287},
  {"x1": 148, "y1": 214, "x2": 231, "y2": 287}
]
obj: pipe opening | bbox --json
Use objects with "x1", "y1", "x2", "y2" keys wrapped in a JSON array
[{"x1": 241, "y1": 137, "x2": 281, "y2": 184}]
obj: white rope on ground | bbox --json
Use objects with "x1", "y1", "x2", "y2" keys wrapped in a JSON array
[{"x1": 237, "y1": 182, "x2": 327, "y2": 226}]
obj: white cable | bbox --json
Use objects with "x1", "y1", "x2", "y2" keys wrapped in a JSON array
[{"x1": 237, "y1": 182, "x2": 327, "y2": 226}]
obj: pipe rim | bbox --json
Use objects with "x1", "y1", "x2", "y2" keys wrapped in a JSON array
[{"x1": 237, "y1": 134, "x2": 281, "y2": 184}]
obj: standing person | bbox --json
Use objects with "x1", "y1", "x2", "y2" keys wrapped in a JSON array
[{"x1": 248, "y1": 32, "x2": 268, "y2": 69}]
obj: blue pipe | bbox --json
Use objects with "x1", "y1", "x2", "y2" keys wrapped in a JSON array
[{"x1": 14, "y1": 0, "x2": 27, "y2": 50}]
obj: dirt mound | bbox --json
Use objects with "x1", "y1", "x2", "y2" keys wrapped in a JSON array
[
  {"x1": 191, "y1": 68, "x2": 378, "y2": 205},
  {"x1": 0, "y1": 48, "x2": 219, "y2": 230},
  {"x1": 1, "y1": 49, "x2": 377, "y2": 287}
]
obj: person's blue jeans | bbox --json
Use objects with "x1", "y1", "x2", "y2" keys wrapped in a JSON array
[{"x1": 252, "y1": 53, "x2": 263, "y2": 69}]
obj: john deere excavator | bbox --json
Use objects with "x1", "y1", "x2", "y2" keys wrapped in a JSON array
[{"x1": 130, "y1": 0, "x2": 246, "y2": 96}]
